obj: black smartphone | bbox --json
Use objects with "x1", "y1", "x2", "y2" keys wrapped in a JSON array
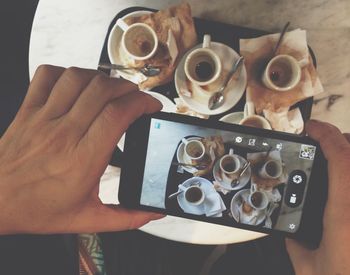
[{"x1": 119, "y1": 112, "x2": 327, "y2": 245}]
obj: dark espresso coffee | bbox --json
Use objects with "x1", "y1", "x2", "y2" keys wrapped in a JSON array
[
  {"x1": 266, "y1": 161, "x2": 278, "y2": 177},
  {"x1": 185, "y1": 187, "x2": 203, "y2": 203},
  {"x1": 223, "y1": 162, "x2": 237, "y2": 173},
  {"x1": 251, "y1": 192, "x2": 263, "y2": 207},
  {"x1": 241, "y1": 117, "x2": 264, "y2": 128},
  {"x1": 195, "y1": 61, "x2": 214, "y2": 81},
  {"x1": 269, "y1": 62, "x2": 292, "y2": 87}
]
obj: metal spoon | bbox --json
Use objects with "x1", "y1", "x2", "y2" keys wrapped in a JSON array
[
  {"x1": 171, "y1": 161, "x2": 208, "y2": 170},
  {"x1": 271, "y1": 21, "x2": 290, "y2": 56},
  {"x1": 231, "y1": 161, "x2": 251, "y2": 187},
  {"x1": 208, "y1": 56, "x2": 244, "y2": 110},
  {"x1": 98, "y1": 63, "x2": 161, "y2": 77}
]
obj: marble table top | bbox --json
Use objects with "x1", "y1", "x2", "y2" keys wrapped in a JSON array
[{"x1": 29, "y1": 0, "x2": 350, "y2": 244}]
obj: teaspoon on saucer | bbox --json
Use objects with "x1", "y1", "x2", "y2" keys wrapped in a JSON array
[
  {"x1": 98, "y1": 63, "x2": 161, "y2": 77},
  {"x1": 208, "y1": 56, "x2": 244, "y2": 110}
]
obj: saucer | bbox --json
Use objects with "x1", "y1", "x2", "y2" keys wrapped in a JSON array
[
  {"x1": 219, "y1": 112, "x2": 244, "y2": 124},
  {"x1": 230, "y1": 189, "x2": 266, "y2": 225},
  {"x1": 107, "y1": 10, "x2": 153, "y2": 85},
  {"x1": 176, "y1": 136, "x2": 203, "y2": 174},
  {"x1": 175, "y1": 42, "x2": 247, "y2": 115},
  {"x1": 213, "y1": 155, "x2": 251, "y2": 191},
  {"x1": 177, "y1": 177, "x2": 218, "y2": 215}
]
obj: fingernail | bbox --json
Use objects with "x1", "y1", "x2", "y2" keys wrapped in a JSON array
[{"x1": 151, "y1": 213, "x2": 166, "y2": 220}]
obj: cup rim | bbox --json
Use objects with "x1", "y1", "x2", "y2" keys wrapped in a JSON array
[
  {"x1": 263, "y1": 159, "x2": 283, "y2": 179},
  {"x1": 239, "y1": 115, "x2": 272, "y2": 130},
  {"x1": 219, "y1": 154, "x2": 240, "y2": 174},
  {"x1": 248, "y1": 191, "x2": 269, "y2": 210},
  {"x1": 184, "y1": 140, "x2": 205, "y2": 160},
  {"x1": 184, "y1": 47, "x2": 222, "y2": 86},
  {"x1": 263, "y1": 54, "x2": 301, "y2": 92},
  {"x1": 121, "y1": 22, "x2": 159, "y2": 61},
  {"x1": 184, "y1": 185, "x2": 205, "y2": 205}
]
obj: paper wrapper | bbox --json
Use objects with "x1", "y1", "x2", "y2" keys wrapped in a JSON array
[
  {"x1": 193, "y1": 136, "x2": 225, "y2": 177},
  {"x1": 247, "y1": 151, "x2": 288, "y2": 191},
  {"x1": 240, "y1": 29, "x2": 324, "y2": 133},
  {"x1": 124, "y1": 3, "x2": 197, "y2": 90}
]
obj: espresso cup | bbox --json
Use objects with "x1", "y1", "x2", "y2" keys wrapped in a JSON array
[
  {"x1": 259, "y1": 159, "x2": 283, "y2": 179},
  {"x1": 117, "y1": 18, "x2": 158, "y2": 61},
  {"x1": 184, "y1": 34, "x2": 222, "y2": 86},
  {"x1": 219, "y1": 149, "x2": 241, "y2": 180},
  {"x1": 179, "y1": 185, "x2": 205, "y2": 205},
  {"x1": 262, "y1": 54, "x2": 307, "y2": 92},
  {"x1": 239, "y1": 102, "x2": 272, "y2": 130},
  {"x1": 182, "y1": 138, "x2": 205, "y2": 162},
  {"x1": 248, "y1": 184, "x2": 269, "y2": 210}
]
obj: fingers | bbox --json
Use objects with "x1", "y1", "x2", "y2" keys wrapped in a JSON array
[
  {"x1": 79, "y1": 92, "x2": 162, "y2": 165},
  {"x1": 67, "y1": 204, "x2": 165, "y2": 233},
  {"x1": 306, "y1": 120, "x2": 350, "y2": 161},
  {"x1": 22, "y1": 65, "x2": 65, "y2": 111},
  {"x1": 344, "y1": 133, "x2": 350, "y2": 143},
  {"x1": 66, "y1": 75, "x2": 138, "y2": 134},
  {"x1": 43, "y1": 67, "x2": 102, "y2": 119}
]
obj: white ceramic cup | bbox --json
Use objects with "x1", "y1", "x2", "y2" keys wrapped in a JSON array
[
  {"x1": 262, "y1": 54, "x2": 307, "y2": 92},
  {"x1": 182, "y1": 138, "x2": 205, "y2": 162},
  {"x1": 179, "y1": 184, "x2": 205, "y2": 205},
  {"x1": 248, "y1": 184, "x2": 269, "y2": 210},
  {"x1": 184, "y1": 34, "x2": 222, "y2": 86},
  {"x1": 259, "y1": 159, "x2": 283, "y2": 179},
  {"x1": 117, "y1": 18, "x2": 158, "y2": 61},
  {"x1": 239, "y1": 102, "x2": 272, "y2": 130},
  {"x1": 219, "y1": 148, "x2": 241, "y2": 179}
]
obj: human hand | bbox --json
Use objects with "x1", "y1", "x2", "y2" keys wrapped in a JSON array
[
  {"x1": 286, "y1": 120, "x2": 350, "y2": 275},
  {"x1": 0, "y1": 65, "x2": 164, "y2": 234}
]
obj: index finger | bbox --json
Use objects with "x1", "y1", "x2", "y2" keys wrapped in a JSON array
[
  {"x1": 78, "y1": 92, "x2": 162, "y2": 169},
  {"x1": 306, "y1": 120, "x2": 350, "y2": 161}
]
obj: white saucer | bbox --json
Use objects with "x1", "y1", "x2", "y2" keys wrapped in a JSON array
[
  {"x1": 107, "y1": 10, "x2": 153, "y2": 85},
  {"x1": 175, "y1": 136, "x2": 202, "y2": 174},
  {"x1": 230, "y1": 189, "x2": 266, "y2": 225},
  {"x1": 177, "y1": 177, "x2": 218, "y2": 215},
  {"x1": 117, "y1": 91, "x2": 176, "y2": 152},
  {"x1": 175, "y1": 42, "x2": 247, "y2": 115},
  {"x1": 219, "y1": 112, "x2": 244, "y2": 124},
  {"x1": 213, "y1": 155, "x2": 251, "y2": 191}
]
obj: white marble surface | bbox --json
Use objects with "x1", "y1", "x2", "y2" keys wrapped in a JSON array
[{"x1": 29, "y1": 0, "x2": 350, "y2": 244}]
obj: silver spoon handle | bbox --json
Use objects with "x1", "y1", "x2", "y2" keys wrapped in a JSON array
[
  {"x1": 272, "y1": 21, "x2": 290, "y2": 56},
  {"x1": 221, "y1": 56, "x2": 244, "y2": 90}
]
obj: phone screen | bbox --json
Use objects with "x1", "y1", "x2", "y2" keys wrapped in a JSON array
[{"x1": 139, "y1": 118, "x2": 317, "y2": 233}]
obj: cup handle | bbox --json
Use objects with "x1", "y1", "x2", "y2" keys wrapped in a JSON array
[
  {"x1": 116, "y1": 18, "x2": 129, "y2": 32},
  {"x1": 181, "y1": 138, "x2": 188, "y2": 145},
  {"x1": 202, "y1": 34, "x2": 211, "y2": 48},
  {"x1": 229, "y1": 148, "x2": 234, "y2": 155},
  {"x1": 178, "y1": 184, "x2": 186, "y2": 191},
  {"x1": 244, "y1": 101, "x2": 255, "y2": 117},
  {"x1": 298, "y1": 58, "x2": 309, "y2": 68},
  {"x1": 250, "y1": 183, "x2": 257, "y2": 193}
]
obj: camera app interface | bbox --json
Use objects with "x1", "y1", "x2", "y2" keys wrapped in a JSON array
[{"x1": 140, "y1": 118, "x2": 316, "y2": 233}]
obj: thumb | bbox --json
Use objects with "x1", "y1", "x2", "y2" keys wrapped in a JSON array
[
  {"x1": 305, "y1": 120, "x2": 349, "y2": 161},
  {"x1": 285, "y1": 238, "x2": 314, "y2": 273}
]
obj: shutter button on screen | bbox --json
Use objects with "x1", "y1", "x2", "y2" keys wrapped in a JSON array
[{"x1": 285, "y1": 170, "x2": 307, "y2": 207}]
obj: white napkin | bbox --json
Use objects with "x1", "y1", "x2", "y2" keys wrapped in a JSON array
[
  {"x1": 263, "y1": 107, "x2": 304, "y2": 134},
  {"x1": 174, "y1": 97, "x2": 209, "y2": 119},
  {"x1": 213, "y1": 180, "x2": 231, "y2": 195},
  {"x1": 204, "y1": 192, "x2": 227, "y2": 217},
  {"x1": 240, "y1": 29, "x2": 324, "y2": 133}
]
